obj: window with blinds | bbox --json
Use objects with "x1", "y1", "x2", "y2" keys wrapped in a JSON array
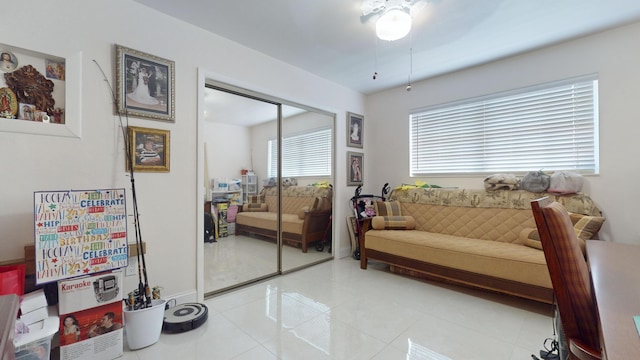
[
  {"x1": 410, "y1": 75, "x2": 599, "y2": 176},
  {"x1": 268, "y1": 127, "x2": 332, "y2": 178}
]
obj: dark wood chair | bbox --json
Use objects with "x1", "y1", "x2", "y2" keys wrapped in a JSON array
[{"x1": 531, "y1": 197, "x2": 602, "y2": 360}]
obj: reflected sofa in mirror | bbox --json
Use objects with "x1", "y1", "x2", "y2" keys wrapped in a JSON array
[{"x1": 203, "y1": 85, "x2": 334, "y2": 295}]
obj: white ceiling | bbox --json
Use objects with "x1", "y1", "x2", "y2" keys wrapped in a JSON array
[
  {"x1": 134, "y1": 0, "x2": 640, "y2": 95},
  {"x1": 203, "y1": 87, "x2": 306, "y2": 126}
]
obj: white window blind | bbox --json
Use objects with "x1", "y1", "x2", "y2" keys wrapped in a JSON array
[
  {"x1": 268, "y1": 127, "x2": 332, "y2": 178},
  {"x1": 410, "y1": 75, "x2": 599, "y2": 176}
]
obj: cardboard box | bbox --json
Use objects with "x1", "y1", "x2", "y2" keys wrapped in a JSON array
[
  {"x1": 58, "y1": 270, "x2": 123, "y2": 360},
  {"x1": 20, "y1": 289, "x2": 48, "y2": 314}
]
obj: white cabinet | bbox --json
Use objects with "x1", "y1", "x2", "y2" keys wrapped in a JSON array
[{"x1": 241, "y1": 173, "x2": 258, "y2": 203}]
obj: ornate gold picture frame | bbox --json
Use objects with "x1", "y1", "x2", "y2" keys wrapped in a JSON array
[
  {"x1": 116, "y1": 45, "x2": 175, "y2": 122},
  {"x1": 128, "y1": 126, "x2": 170, "y2": 172}
]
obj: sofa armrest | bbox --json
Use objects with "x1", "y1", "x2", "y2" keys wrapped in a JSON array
[
  {"x1": 298, "y1": 208, "x2": 332, "y2": 253},
  {"x1": 303, "y1": 208, "x2": 331, "y2": 228},
  {"x1": 359, "y1": 218, "x2": 372, "y2": 269},
  {"x1": 361, "y1": 217, "x2": 372, "y2": 233}
]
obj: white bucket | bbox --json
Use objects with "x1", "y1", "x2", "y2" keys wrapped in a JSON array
[{"x1": 123, "y1": 299, "x2": 166, "y2": 350}]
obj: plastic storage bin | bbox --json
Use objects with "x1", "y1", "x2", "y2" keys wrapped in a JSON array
[{"x1": 14, "y1": 307, "x2": 58, "y2": 360}]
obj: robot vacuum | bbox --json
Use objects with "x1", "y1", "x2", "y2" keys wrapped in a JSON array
[{"x1": 162, "y1": 302, "x2": 208, "y2": 333}]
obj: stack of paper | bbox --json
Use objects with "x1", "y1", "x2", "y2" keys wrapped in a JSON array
[{"x1": 19, "y1": 289, "x2": 49, "y2": 325}]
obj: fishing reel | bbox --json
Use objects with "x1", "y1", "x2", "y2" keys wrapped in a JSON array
[{"x1": 125, "y1": 287, "x2": 152, "y2": 311}]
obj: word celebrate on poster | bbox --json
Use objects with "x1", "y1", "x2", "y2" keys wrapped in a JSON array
[{"x1": 33, "y1": 189, "x2": 128, "y2": 284}]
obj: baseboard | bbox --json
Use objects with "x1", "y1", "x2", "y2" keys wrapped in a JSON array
[{"x1": 336, "y1": 245, "x2": 352, "y2": 259}]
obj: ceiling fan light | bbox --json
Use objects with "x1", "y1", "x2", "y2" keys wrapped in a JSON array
[{"x1": 376, "y1": 8, "x2": 412, "y2": 41}]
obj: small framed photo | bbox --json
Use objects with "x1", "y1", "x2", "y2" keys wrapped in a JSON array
[
  {"x1": 45, "y1": 59, "x2": 65, "y2": 80},
  {"x1": 347, "y1": 151, "x2": 364, "y2": 186},
  {"x1": 116, "y1": 45, "x2": 175, "y2": 122},
  {"x1": 0, "y1": 50, "x2": 18, "y2": 72},
  {"x1": 128, "y1": 126, "x2": 170, "y2": 172},
  {"x1": 18, "y1": 103, "x2": 35, "y2": 120},
  {"x1": 346, "y1": 112, "x2": 363, "y2": 148}
]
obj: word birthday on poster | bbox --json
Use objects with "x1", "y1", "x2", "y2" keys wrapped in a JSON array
[{"x1": 34, "y1": 189, "x2": 128, "y2": 284}]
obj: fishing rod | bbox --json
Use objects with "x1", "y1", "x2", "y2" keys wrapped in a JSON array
[{"x1": 93, "y1": 60, "x2": 151, "y2": 309}]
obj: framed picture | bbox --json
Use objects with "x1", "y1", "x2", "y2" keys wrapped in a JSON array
[
  {"x1": 116, "y1": 45, "x2": 175, "y2": 122},
  {"x1": 347, "y1": 151, "x2": 364, "y2": 186},
  {"x1": 346, "y1": 112, "x2": 363, "y2": 148},
  {"x1": 0, "y1": 50, "x2": 18, "y2": 72},
  {"x1": 128, "y1": 126, "x2": 170, "y2": 172}
]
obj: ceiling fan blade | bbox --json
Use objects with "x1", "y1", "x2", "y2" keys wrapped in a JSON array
[
  {"x1": 360, "y1": 12, "x2": 380, "y2": 24},
  {"x1": 361, "y1": 0, "x2": 387, "y2": 23}
]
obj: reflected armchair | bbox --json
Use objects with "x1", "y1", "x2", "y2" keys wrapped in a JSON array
[{"x1": 531, "y1": 197, "x2": 602, "y2": 360}]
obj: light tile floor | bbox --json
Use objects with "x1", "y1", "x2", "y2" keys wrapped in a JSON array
[
  {"x1": 122, "y1": 258, "x2": 556, "y2": 360},
  {"x1": 204, "y1": 235, "x2": 332, "y2": 293}
]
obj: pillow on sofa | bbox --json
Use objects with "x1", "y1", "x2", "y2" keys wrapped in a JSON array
[
  {"x1": 569, "y1": 213, "x2": 605, "y2": 239},
  {"x1": 524, "y1": 238, "x2": 543, "y2": 250},
  {"x1": 374, "y1": 201, "x2": 402, "y2": 216},
  {"x1": 521, "y1": 227, "x2": 587, "y2": 254},
  {"x1": 312, "y1": 196, "x2": 331, "y2": 211},
  {"x1": 297, "y1": 206, "x2": 310, "y2": 219},
  {"x1": 247, "y1": 194, "x2": 265, "y2": 204},
  {"x1": 242, "y1": 203, "x2": 268, "y2": 212},
  {"x1": 371, "y1": 216, "x2": 416, "y2": 230}
]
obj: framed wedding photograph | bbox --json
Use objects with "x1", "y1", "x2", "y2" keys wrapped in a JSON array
[
  {"x1": 347, "y1": 151, "x2": 364, "y2": 186},
  {"x1": 346, "y1": 111, "x2": 363, "y2": 148},
  {"x1": 128, "y1": 126, "x2": 170, "y2": 172},
  {"x1": 116, "y1": 45, "x2": 175, "y2": 122}
]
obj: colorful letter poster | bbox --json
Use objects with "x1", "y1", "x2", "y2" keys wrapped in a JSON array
[{"x1": 34, "y1": 189, "x2": 128, "y2": 284}]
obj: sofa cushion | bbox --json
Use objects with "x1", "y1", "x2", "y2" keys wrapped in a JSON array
[
  {"x1": 403, "y1": 203, "x2": 535, "y2": 244},
  {"x1": 243, "y1": 203, "x2": 268, "y2": 212},
  {"x1": 365, "y1": 229, "x2": 551, "y2": 288},
  {"x1": 236, "y1": 212, "x2": 304, "y2": 234},
  {"x1": 374, "y1": 201, "x2": 402, "y2": 216},
  {"x1": 569, "y1": 213, "x2": 605, "y2": 239},
  {"x1": 371, "y1": 216, "x2": 416, "y2": 230}
]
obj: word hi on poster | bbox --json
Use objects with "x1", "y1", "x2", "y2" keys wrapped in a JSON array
[{"x1": 33, "y1": 189, "x2": 128, "y2": 284}]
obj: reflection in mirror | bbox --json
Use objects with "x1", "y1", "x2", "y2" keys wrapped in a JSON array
[
  {"x1": 203, "y1": 84, "x2": 334, "y2": 296},
  {"x1": 279, "y1": 105, "x2": 334, "y2": 272},
  {"x1": 203, "y1": 87, "x2": 278, "y2": 294}
]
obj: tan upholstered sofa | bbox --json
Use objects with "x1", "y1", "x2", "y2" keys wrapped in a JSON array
[
  {"x1": 360, "y1": 188, "x2": 604, "y2": 303},
  {"x1": 235, "y1": 185, "x2": 332, "y2": 252}
]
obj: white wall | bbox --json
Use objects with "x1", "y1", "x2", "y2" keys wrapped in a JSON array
[
  {"x1": 204, "y1": 122, "x2": 251, "y2": 186},
  {"x1": 0, "y1": 0, "x2": 364, "y2": 301},
  {"x1": 366, "y1": 21, "x2": 640, "y2": 244}
]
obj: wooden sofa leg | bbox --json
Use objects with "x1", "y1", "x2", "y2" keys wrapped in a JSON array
[{"x1": 360, "y1": 249, "x2": 367, "y2": 269}]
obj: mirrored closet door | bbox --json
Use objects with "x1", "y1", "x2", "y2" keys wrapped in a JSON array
[
  {"x1": 280, "y1": 105, "x2": 334, "y2": 272},
  {"x1": 203, "y1": 82, "x2": 334, "y2": 296}
]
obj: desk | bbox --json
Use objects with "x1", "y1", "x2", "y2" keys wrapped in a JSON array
[{"x1": 586, "y1": 240, "x2": 640, "y2": 359}]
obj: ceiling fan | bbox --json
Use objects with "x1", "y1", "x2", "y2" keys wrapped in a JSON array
[{"x1": 360, "y1": 0, "x2": 429, "y2": 24}]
